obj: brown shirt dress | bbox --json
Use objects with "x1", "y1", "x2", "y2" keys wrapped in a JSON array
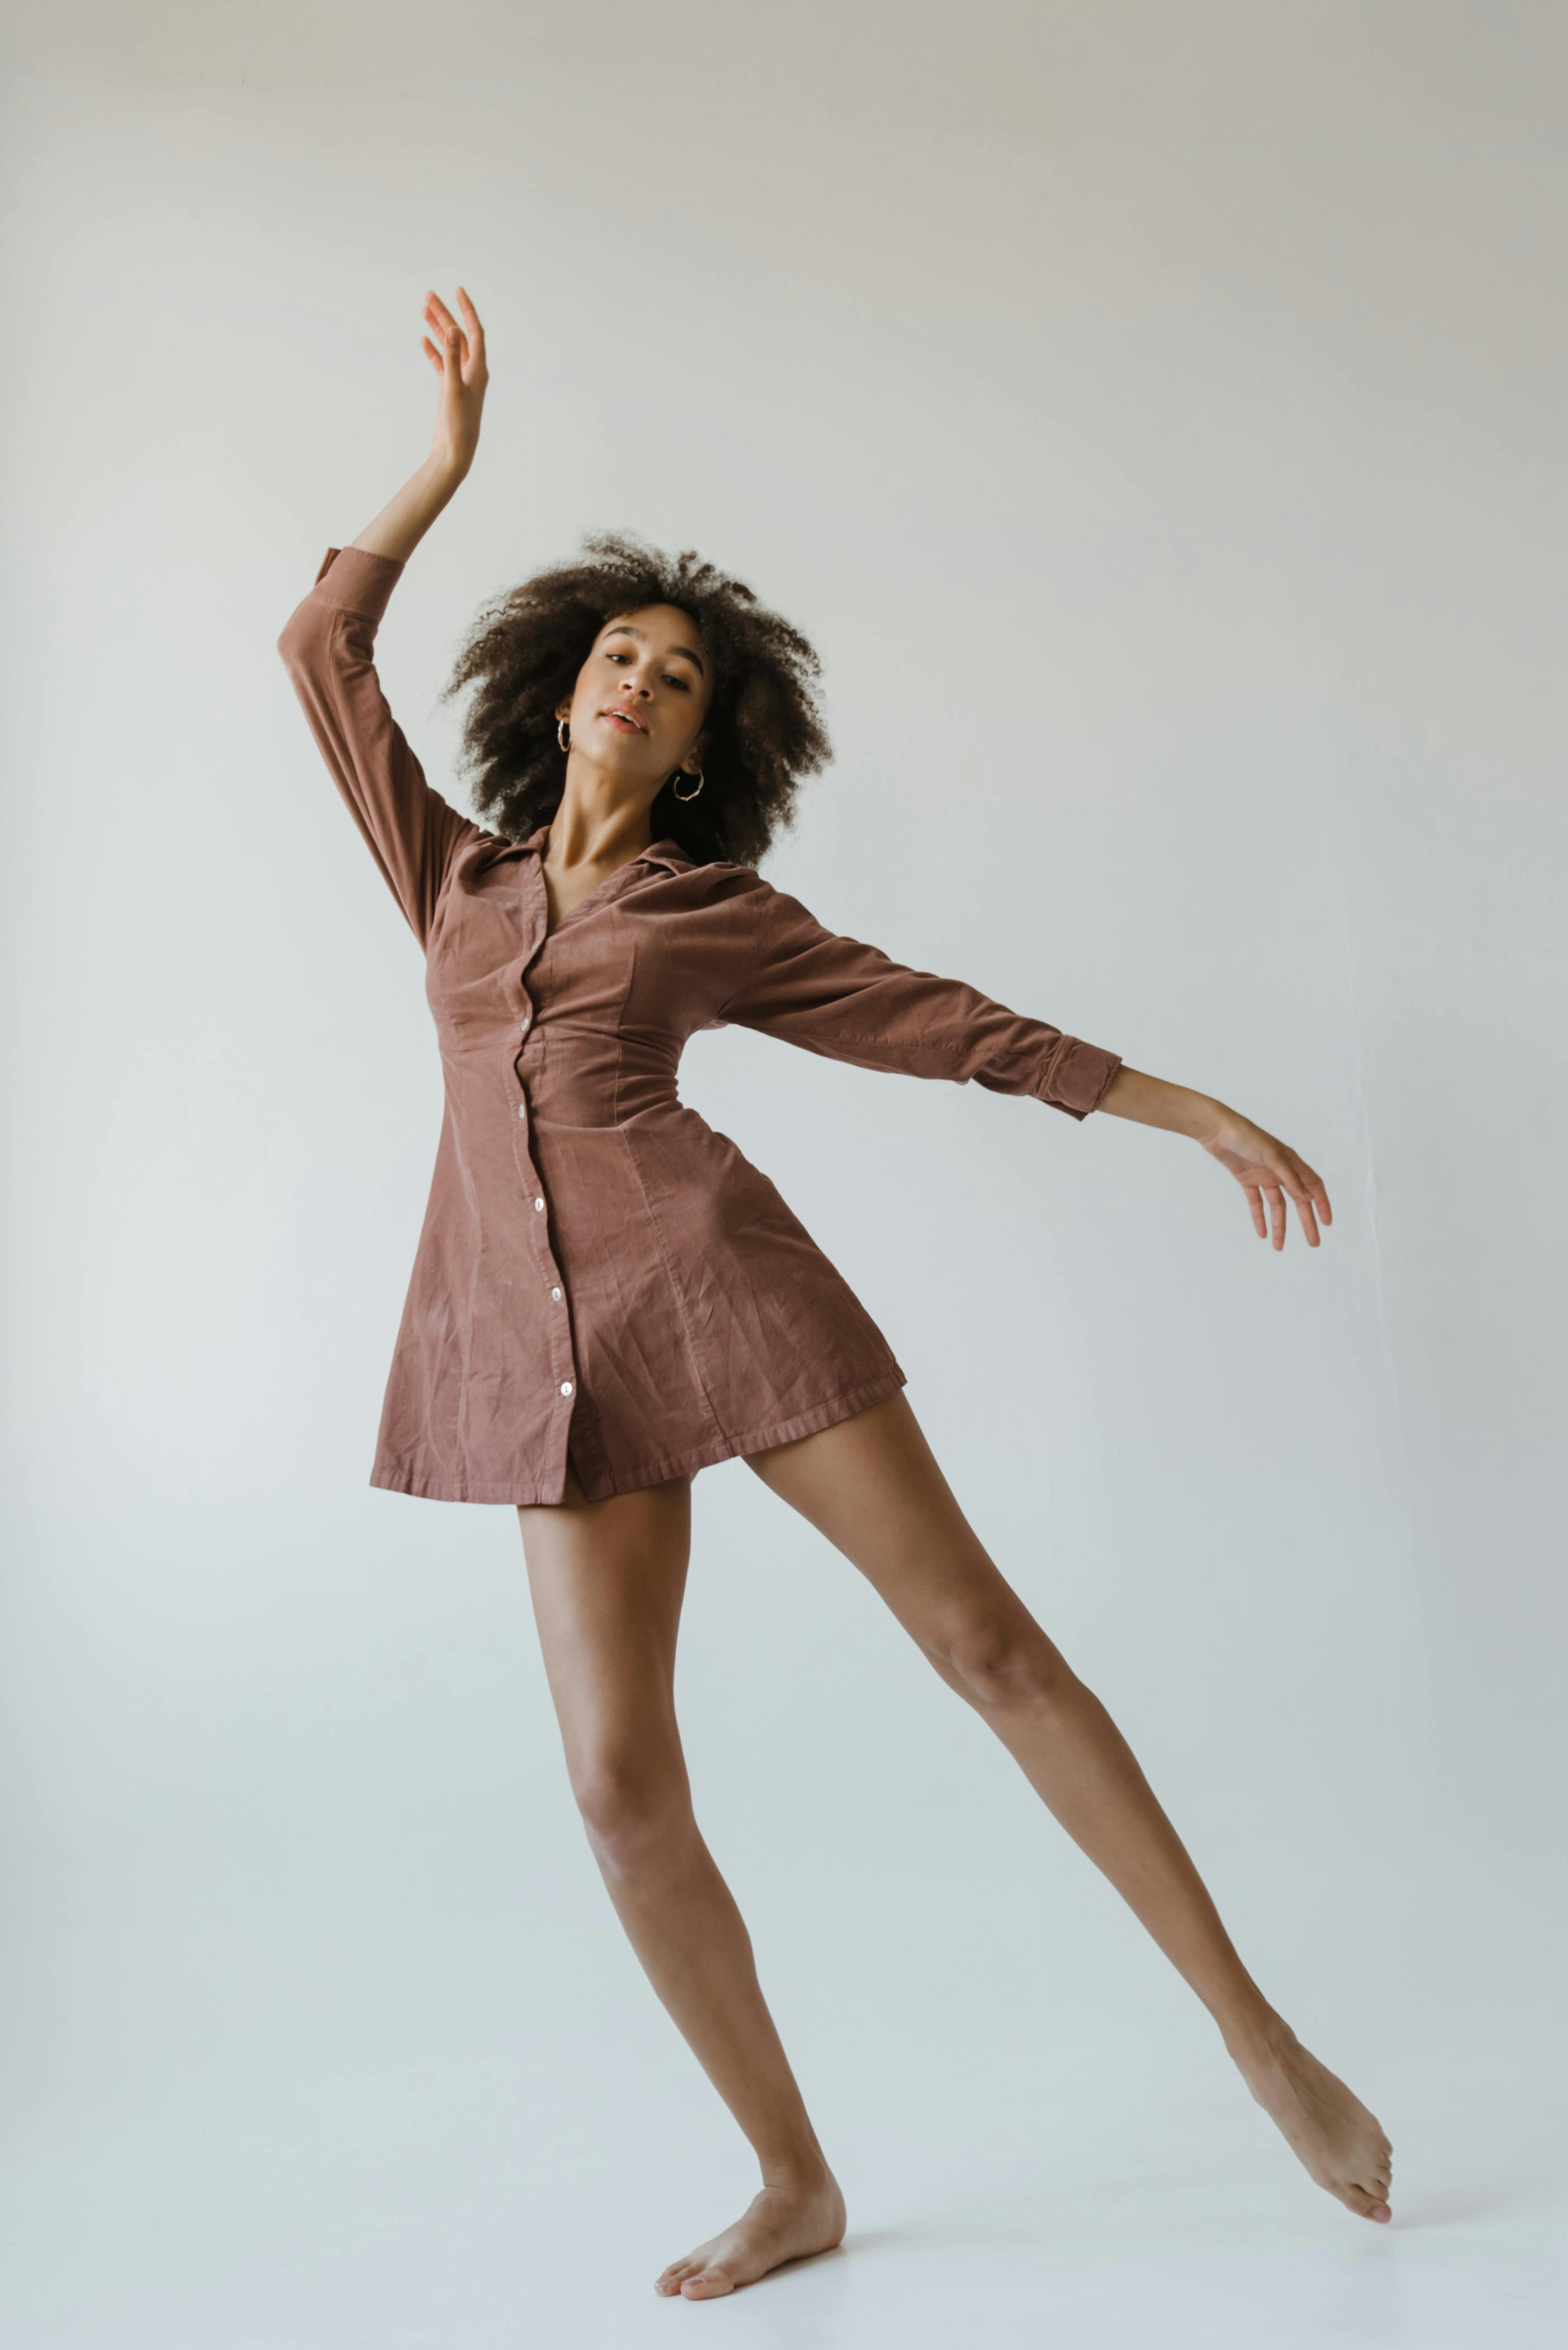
[{"x1": 276, "y1": 545, "x2": 1123, "y2": 1505}]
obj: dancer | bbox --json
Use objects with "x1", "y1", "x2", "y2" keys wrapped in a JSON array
[{"x1": 277, "y1": 286, "x2": 1392, "y2": 2301}]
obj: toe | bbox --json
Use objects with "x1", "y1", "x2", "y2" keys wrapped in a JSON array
[{"x1": 682, "y1": 2267, "x2": 735, "y2": 2299}]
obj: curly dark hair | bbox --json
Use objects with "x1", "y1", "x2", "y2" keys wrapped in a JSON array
[{"x1": 439, "y1": 529, "x2": 832, "y2": 868}]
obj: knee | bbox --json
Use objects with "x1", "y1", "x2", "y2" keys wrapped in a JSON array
[
  {"x1": 569, "y1": 1746, "x2": 693, "y2": 1877},
  {"x1": 929, "y1": 1607, "x2": 1070, "y2": 1713}
]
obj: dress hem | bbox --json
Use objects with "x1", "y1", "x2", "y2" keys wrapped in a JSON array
[{"x1": 367, "y1": 1361, "x2": 910, "y2": 1505}]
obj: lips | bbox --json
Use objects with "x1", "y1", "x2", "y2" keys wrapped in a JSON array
[{"x1": 600, "y1": 708, "x2": 646, "y2": 735}]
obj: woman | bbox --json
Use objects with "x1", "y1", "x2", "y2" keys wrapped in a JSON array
[{"x1": 277, "y1": 286, "x2": 1392, "y2": 2301}]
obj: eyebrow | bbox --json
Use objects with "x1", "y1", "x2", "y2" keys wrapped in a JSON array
[{"x1": 601, "y1": 623, "x2": 706, "y2": 677}]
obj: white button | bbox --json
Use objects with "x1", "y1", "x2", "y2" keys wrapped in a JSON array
[
  {"x1": 550, "y1": 1285, "x2": 562, "y2": 1301},
  {"x1": 534, "y1": 1196, "x2": 545, "y2": 1211},
  {"x1": 517, "y1": 1104, "x2": 526, "y2": 1120},
  {"x1": 520, "y1": 1012, "x2": 530, "y2": 1031},
  {"x1": 560, "y1": 1381, "x2": 573, "y2": 1397}
]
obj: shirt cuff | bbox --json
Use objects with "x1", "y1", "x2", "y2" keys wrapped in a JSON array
[
  {"x1": 1037, "y1": 1038, "x2": 1123, "y2": 1118},
  {"x1": 310, "y1": 544, "x2": 406, "y2": 625}
]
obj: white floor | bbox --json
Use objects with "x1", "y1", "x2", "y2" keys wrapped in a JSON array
[
  {"x1": 5, "y1": 1492, "x2": 1560, "y2": 2349},
  {"x1": 6, "y1": 2009, "x2": 1561, "y2": 2349}
]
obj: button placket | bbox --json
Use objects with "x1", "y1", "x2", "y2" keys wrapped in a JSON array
[{"x1": 508, "y1": 953, "x2": 579, "y2": 1444}]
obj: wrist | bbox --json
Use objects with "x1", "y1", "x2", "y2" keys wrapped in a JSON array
[
  {"x1": 427, "y1": 444, "x2": 473, "y2": 490},
  {"x1": 1183, "y1": 1092, "x2": 1230, "y2": 1146},
  {"x1": 1100, "y1": 1067, "x2": 1227, "y2": 1142}
]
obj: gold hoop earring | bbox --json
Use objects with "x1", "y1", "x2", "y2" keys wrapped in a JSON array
[
  {"x1": 672, "y1": 767, "x2": 704, "y2": 802},
  {"x1": 557, "y1": 717, "x2": 570, "y2": 753}
]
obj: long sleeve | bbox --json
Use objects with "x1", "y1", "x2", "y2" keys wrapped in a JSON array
[
  {"x1": 276, "y1": 545, "x2": 483, "y2": 949},
  {"x1": 717, "y1": 876, "x2": 1122, "y2": 1120}
]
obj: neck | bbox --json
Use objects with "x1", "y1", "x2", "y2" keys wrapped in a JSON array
[{"x1": 548, "y1": 771, "x2": 657, "y2": 870}]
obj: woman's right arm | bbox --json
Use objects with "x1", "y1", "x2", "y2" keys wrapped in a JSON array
[
  {"x1": 275, "y1": 288, "x2": 490, "y2": 948},
  {"x1": 347, "y1": 286, "x2": 488, "y2": 561}
]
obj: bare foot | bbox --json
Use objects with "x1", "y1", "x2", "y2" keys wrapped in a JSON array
[
  {"x1": 1234, "y1": 2017, "x2": 1393, "y2": 2223},
  {"x1": 654, "y1": 2168, "x2": 846, "y2": 2300}
]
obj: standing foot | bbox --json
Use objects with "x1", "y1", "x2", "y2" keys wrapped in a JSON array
[
  {"x1": 654, "y1": 2165, "x2": 846, "y2": 2300},
  {"x1": 1232, "y1": 2015, "x2": 1393, "y2": 2222}
]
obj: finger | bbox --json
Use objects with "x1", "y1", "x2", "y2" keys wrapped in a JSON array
[
  {"x1": 455, "y1": 292, "x2": 486, "y2": 382},
  {"x1": 1264, "y1": 1184, "x2": 1287, "y2": 1249},
  {"x1": 423, "y1": 308, "x2": 459, "y2": 363},
  {"x1": 422, "y1": 303, "x2": 462, "y2": 374},
  {"x1": 421, "y1": 334, "x2": 444, "y2": 373},
  {"x1": 425, "y1": 317, "x2": 463, "y2": 381},
  {"x1": 1276, "y1": 1161, "x2": 1322, "y2": 1247},
  {"x1": 1300, "y1": 1175, "x2": 1332, "y2": 1229},
  {"x1": 1244, "y1": 1184, "x2": 1266, "y2": 1239},
  {"x1": 1287, "y1": 1147, "x2": 1332, "y2": 1228},
  {"x1": 1289, "y1": 1186, "x2": 1322, "y2": 1247}
]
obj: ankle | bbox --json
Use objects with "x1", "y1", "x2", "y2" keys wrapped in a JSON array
[
  {"x1": 1220, "y1": 1999, "x2": 1296, "y2": 2069},
  {"x1": 757, "y1": 2145, "x2": 834, "y2": 2197}
]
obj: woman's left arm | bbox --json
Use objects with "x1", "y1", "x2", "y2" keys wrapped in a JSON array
[
  {"x1": 715, "y1": 873, "x2": 1122, "y2": 1118},
  {"x1": 1096, "y1": 1066, "x2": 1332, "y2": 1250}
]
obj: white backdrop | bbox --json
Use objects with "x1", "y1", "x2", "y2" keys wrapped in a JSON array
[{"x1": 2, "y1": 6, "x2": 1564, "y2": 2346}]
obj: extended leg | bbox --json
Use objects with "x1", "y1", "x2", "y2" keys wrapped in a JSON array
[
  {"x1": 516, "y1": 1465, "x2": 845, "y2": 2299},
  {"x1": 744, "y1": 1393, "x2": 1393, "y2": 2224}
]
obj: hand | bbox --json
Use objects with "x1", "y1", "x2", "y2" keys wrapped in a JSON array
[
  {"x1": 421, "y1": 285, "x2": 488, "y2": 477},
  {"x1": 1198, "y1": 1106, "x2": 1332, "y2": 1250}
]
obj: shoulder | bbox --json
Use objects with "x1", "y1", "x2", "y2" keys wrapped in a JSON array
[
  {"x1": 642, "y1": 861, "x2": 799, "y2": 982},
  {"x1": 644, "y1": 857, "x2": 829, "y2": 958},
  {"x1": 662, "y1": 856, "x2": 784, "y2": 919}
]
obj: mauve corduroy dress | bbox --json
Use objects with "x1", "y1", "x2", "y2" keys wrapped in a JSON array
[{"x1": 277, "y1": 544, "x2": 1123, "y2": 1505}]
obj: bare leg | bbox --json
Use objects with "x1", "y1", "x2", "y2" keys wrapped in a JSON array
[
  {"x1": 516, "y1": 1465, "x2": 845, "y2": 2300},
  {"x1": 745, "y1": 1392, "x2": 1394, "y2": 2225}
]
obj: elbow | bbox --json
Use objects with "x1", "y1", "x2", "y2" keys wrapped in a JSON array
[{"x1": 275, "y1": 603, "x2": 332, "y2": 677}]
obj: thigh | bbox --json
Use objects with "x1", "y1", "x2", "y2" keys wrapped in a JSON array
[
  {"x1": 517, "y1": 1461, "x2": 694, "y2": 1784},
  {"x1": 744, "y1": 1392, "x2": 1052, "y2": 1658}
]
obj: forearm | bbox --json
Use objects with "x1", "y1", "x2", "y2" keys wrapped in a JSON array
[
  {"x1": 1096, "y1": 1063, "x2": 1223, "y2": 1142},
  {"x1": 350, "y1": 451, "x2": 468, "y2": 567}
]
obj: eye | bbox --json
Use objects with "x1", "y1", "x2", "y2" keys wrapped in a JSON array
[{"x1": 602, "y1": 646, "x2": 693, "y2": 691}]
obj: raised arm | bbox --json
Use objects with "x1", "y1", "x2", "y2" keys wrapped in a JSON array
[{"x1": 275, "y1": 286, "x2": 490, "y2": 947}]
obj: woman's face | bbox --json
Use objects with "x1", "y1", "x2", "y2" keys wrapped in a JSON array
[{"x1": 557, "y1": 602, "x2": 713, "y2": 795}]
